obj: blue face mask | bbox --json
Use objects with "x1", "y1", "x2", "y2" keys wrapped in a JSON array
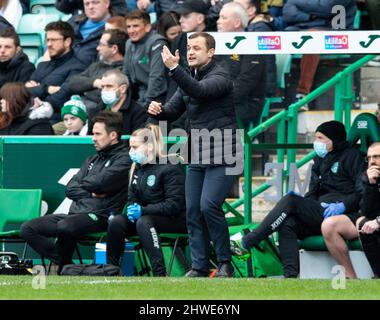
[
  {"x1": 101, "y1": 90, "x2": 119, "y2": 106},
  {"x1": 313, "y1": 141, "x2": 328, "y2": 158},
  {"x1": 129, "y1": 150, "x2": 148, "y2": 164}
]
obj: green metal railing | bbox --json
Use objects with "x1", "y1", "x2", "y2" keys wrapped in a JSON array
[{"x1": 225, "y1": 54, "x2": 377, "y2": 225}]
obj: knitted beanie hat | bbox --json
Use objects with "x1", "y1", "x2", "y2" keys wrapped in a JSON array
[
  {"x1": 61, "y1": 95, "x2": 87, "y2": 124},
  {"x1": 316, "y1": 120, "x2": 346, "y2": 145}
]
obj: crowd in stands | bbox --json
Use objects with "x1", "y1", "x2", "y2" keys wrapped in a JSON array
[{"x1": 1, "y1": 0, "x2": 380, "y2": 278}]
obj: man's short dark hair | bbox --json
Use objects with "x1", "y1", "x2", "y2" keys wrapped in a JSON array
[
  {"x1": 92, "y1": 111, "x2": 123, "y2": 139},
  {"x1": 103, "y1": 29, "x2": 128, "y2": 56},
  {"x1": 126, "y1": 10, "x2": 151, "y2": 25},
  {"x1": 188, "y1": 32, "x2": 215, "y2": 50},
  {"x1": 45, "y1": 21, "x2": 74, "y2": 44},
  {"x1": 0, "y1": 28, "x2": 20, "y2": 47}
]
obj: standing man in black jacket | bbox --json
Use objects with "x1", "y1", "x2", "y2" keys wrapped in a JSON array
[
  {"x1": 357, "y1": 142, "x2": 380, "y2": 278},
  {"x1": 231, "y1": 120, "x2": 365, "y2": 278},
  {"x1": 0, "y1": 28, "x2": 35, "y2": 89},
  {"x1": 25, "y1": 21, "x2": 87, "y2": 119},
  {"x1": 21, "y1": 111, "x2": 131, "y2": 274},
  {"x1": 148, "y1": 32, "x2": 243, "y2": 277}
]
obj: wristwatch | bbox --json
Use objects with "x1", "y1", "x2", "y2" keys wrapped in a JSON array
[{"x1": 376, "y1": 216, "x2": 380, "y2": 226}]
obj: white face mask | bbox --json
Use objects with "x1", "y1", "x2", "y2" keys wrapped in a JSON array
[
  {"x1": 313, "y1": 141, "x2": 328, "y2": 158},
  {"x1": 101, "y1": 89, "x2": 119, "y2": 105}
]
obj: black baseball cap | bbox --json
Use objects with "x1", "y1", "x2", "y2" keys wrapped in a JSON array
[{"x1": 174, "y1": 0, "x2": 210, "y2": 15}]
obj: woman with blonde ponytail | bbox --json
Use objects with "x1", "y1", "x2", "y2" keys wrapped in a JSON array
[{"x1": 106, "y1": 124, "x2": 187, "y2": 276}]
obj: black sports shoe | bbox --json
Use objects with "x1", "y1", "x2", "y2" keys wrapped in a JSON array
[
  {"x1": 185, "y1": 269, "x2": 209, "y2": 277},
  {"x1": 215, "y1": 262, "x2": 235, "y2": 278}
]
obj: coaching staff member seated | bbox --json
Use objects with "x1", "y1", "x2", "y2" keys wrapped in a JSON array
[{"x1": 21, "y1": 111, "x2": 131, "y2": 274}]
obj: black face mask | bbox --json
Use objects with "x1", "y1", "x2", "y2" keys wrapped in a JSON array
[{"x1": 0, "y1": 59, "x2": 11, "y2": 69}]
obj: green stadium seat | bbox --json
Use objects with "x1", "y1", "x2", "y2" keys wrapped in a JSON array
[
  {"x1": 299, "y1": 235, "x2": 362, "y2": 251},
  {"x1": 17, "y1": 13, "x2": 61, "y2": 56},
  {"x1": 23, "y1": 47, "x2": 40, "y2": 65},
  {"x1": 0, "y1": 189, "x2": 42, "y2": 259},
  {"x1": 348, "y1": 112, "x2": 380, "y2": 153}
]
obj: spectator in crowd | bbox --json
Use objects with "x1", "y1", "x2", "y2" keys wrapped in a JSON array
[
  {"x1": 0, "y1": 82, "x2": 54, "y2": 135},
  {"x1": 107, "y1": 124, "x2": 187, "y2": 276},
  {"x1": 21, "y1": 111, "x2": 131, "y2": 274},
  {"x1": 25, "y1": 21, "x2": 86, "y2": 119},
  {"x1": 148, "y1": 32, "x2": 243, "y2": 277},
  {"x1": 156, "y1": 11, "x2": 182, "y2": 42},
  {"x1": 106, "y1": 16, "x2": 127, "y2": 32},
  {"x1": 55, "y1": 0, "x2": 127, "y2": 17},
  {"x1": 61, "y1": 95, "x2": 89, "y2": 136},
  {"x1": 231, "y1": 121, "x2": 365, "y2": 278},
  {"x1": 0, "y1": 28, "x2": 35, "y2": 89},
  {"x1": 234, "y1": 0, "x2": 276, "y2": 97},
  {"x1": 89, "y1": 69, "x2": 147, "y2": 134},
  {"x1": 173, "y1": 0, "x2": 211, "y2": 64},
  {"x1": 0, "y1": 0, "x2": 22, "y2": 29},
  {"x1": 68, "y1": 29, "x2": 127, "y2": 118},
  {"x1": 123, "y1": 10, "x2": 168, "y2": 108},
  {"x1": 357, "y1": 142, "x2": 380, "y2": 278},
  {"x1": 283, "y1": 0, "x2": 357, "y2": 111},
  {"x1": 69, "y1": 0, "x2": 113, "y2": 66},
  {"x1": 216, "y1": 2, "x2": 266, "y2": 129},
  {"x1": 137, "y1": 0, "x2": 182, "y2": 19},
  {"x1": 261, "y1": 0, "x2": 286, "y2": 30}
]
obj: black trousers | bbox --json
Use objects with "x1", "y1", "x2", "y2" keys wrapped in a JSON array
[
  {"x1": 186, "y1": 165, "x2": 236, "y2": 273},
  {"x1": 243, "y1": 194, "x2": 324, "y2": 278},
  {"x1": 358, "y1": 217, "x2": 380, "y2": 278},
  {"x1": 107, "y1": 214, "x2": 187, "y2": 276},
  {"x1": 20, "y1": 213, "x2": 108, "y2": 267}
]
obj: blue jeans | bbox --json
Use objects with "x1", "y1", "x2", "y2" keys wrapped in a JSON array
[{"x1": 185, "y1": 165, "x2": 236, "y2": 272}]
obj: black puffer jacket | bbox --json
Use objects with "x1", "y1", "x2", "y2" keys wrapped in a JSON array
[
  {"x1": 0, "y1": 50, "x2": 35, "y2": 89},
  {"x1": 128, "y1": 161, "x2": 186, "y2": 218},
  {"x1": 55, "y1": 0, "x2": 127, "y2": 16},
  {"x1": 152, "y1": 59, "x2": 242, "y2": 166},
  {"x1": 65, "y1": 142, "x2": 131, "y2": 218},
  {"x1": 360, "y1": 174, "x2": 380, "y2": 219},
  {"x1": 283, "y1": 0, "x2": 357, "y2": 30},
  {"x1": 305, "y1": 142, "x2": 366, "y2": 213}
]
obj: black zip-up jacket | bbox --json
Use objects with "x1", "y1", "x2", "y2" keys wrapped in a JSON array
[
  {"x1": 27, "y1": 50, "x2": 86, "y2": 112},
  {"x1": 128, "y1": 161, "x2": 186, "y2": 218},
  {"x1": 305, "y1": 142, "x2": 366, "y2": 213},
  {"x1": 65, "y1": 142, "x2": 131, "y2": 218},
  {"x1": 151, "y1": 59, "x2": 242, "y2": 166},
  {"x1": 0, "y1": 50, "x2": 35, "y2": 89},
  {"x1": 360, "y1": 174, "x2": 380, "y2": 219}
]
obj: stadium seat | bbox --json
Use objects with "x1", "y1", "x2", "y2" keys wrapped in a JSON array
[
  {"x1": 17, "y1": 13, "x2": 61, "y2": 56},
  {"x1": 0, "y1": 189, "x2": 42, "y2": 259},
  {"x1": 348, "y1": 112, "x2": 380, "y2": 153},
  {"x1": 23, "y1": 47, "x2": 40, "y2": 65}
]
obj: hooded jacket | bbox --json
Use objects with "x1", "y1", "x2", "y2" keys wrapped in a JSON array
[
  {"x1": 305, "y1": 141, "x2": 366, "y2": 213},
  {"x1": 0, "y1": 50, "x2": 35, "y2": 89},
  {"x1": 65, "y1": 142, "x2": 131, "y2": 218},
  {"x1": 0, "y1": 101, "x2": 54, "y2": 135}
]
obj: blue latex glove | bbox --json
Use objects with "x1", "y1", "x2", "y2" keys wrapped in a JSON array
[
  {"x1": 127, "y1": 203, "x2": 142, "y2": 223},
  {"x1": 321, "y1": 202, "x2": 346, "y2": 219},
  {"x1": 287, "y1": 190, "x2": 303, "y2": 197}
]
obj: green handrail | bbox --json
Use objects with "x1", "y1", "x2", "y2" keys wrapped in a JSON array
[{"x1": 227, "y1": 54, "x2": 376, "y2": 224}]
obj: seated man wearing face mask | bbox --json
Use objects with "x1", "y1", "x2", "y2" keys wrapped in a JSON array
[
  {"x1": 88, "y1": 69, "x2": 147, "y2": 135},
  {"x1": 231, "y1": 120, "x2": 366, "y2": 278}
]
